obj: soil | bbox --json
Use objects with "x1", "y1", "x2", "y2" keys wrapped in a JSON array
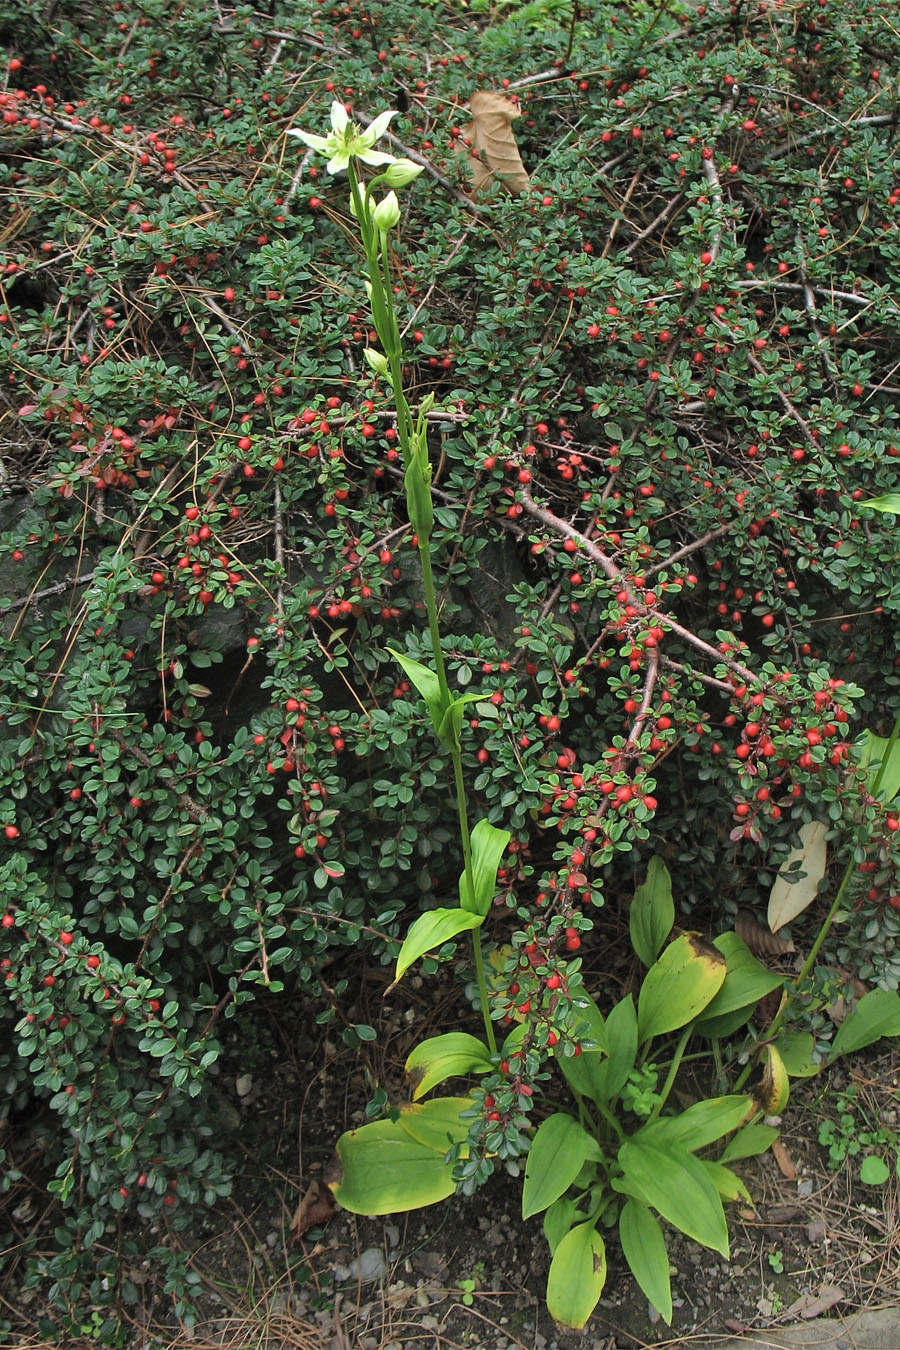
[{"x1": 6, "y1": 938, "x2": 899, "y2": 1350}]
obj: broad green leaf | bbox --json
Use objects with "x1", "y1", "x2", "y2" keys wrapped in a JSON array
[
  {"x1": 768, "y1": 821, "x2": 828, "y2": 933},
  {"x1": 702, "y1": 1160, "x2": 752, "y2": 1203},
  {"x1": 394, "y1": 907, "x2": 484, "y2": 984},
  {"x1": 720, "y1": 1122, "x2": 779, "y2": 1164},
  {"x1": 543, "y1": 1196, "x2": 578, "y2": 1256},
  {"x1": 638, "y1": 1095, "x2": 752, "y2": 1153},
  {"x1": 630, "y1": 856, "x2": 675, "y2": 967},
  {"x1": 396, "y1": 1096, "x2": 474, "y2": 1151},
  {"x1": 857, "y1": 729, "x2": 900, "y2": 805},
  {"x1": 460, "y1": 818, "x2": 511, "y2": 916},
  {"x1": 615, "y1": 1138, "x2": 729, "y2": 1257},
  {"x1": 774, "y1": 1030, "x2": 820, "y2": 1078},
  {"x1": 829, "y1": 988, "x2": 900, "y2": 1060},
  {"x1": 860, "y1": 1154, "x2": 890, "y2": 1185},
  {"x1": 387, "y1": 648, "x2": 444, "y2": 736},
  {"x1": 637, "y1": 935, "x2": 726, "y2": 1044},
  {"x1": 556, "y1": 993, "x2": 609, "y2": 1101},
  {"x1": 406, "y1": 1033, "x2": 492, "y2": 1100},
  {"x1": 618, "y1": 1198, "x2": 672, "y2": 1324},
  {"x1": 523, "y1": 1113, "x2": 598, "y2": 1219},
  {"x1": 330, "y1": 1117, "x2": 456, "y2": 1214},
  {"x1": 695, "y1": 933, "x2": 785, "y2": 1025},
  {"x1": 694, "y1": 1006, "x2": 756, "y2": 1039},
  {"x1": 860, "y1": 492, "x2": 900, "y2": 514},
  {"x1": 546, "y1": 1222, "x2": 607, "y2": 1330}
]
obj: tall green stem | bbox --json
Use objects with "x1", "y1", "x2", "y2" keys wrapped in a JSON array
[{"x1": 349, "y1": 159, "x2": 491, "y2": 1052}]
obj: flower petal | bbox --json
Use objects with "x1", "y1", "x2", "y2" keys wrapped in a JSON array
[
  {"x1": 366, "y1": 108, "x2": 397, "y2": 142},
  {"x1": 326, "y1": 151, "x2": 351, "y2": 175},
  {"x1": 357, "y1": 148, "x2": 397, "y2": 167},
  {"x1": 329, "y1": 101, "x2": 350, "y2": 134},
  {"x1": 285, "y1": 129, "x2": 330, "y2": 151}
]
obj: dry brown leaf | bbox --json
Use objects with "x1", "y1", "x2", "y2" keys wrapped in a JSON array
[
  {"x1": 736, "y1": 910, "x2": 795, "y2": 956},
  {"x1": 457, "y1": 90, "x2": 530, "y2": 195},
  {"x1": 768, "y1": 820, "x2": 828, "y2": 933},
  {"x1": 771, "y1": 1137, "x2": 797, "y2": 1180},
  {"x1": 289, "y1": 1179, "x2": 335, "y2": 1241},
  {"x1": 785, "y1": 1284, "x2": 845, "y2": 1319}
]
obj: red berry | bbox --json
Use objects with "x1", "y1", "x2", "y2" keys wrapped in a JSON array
[{"x1": 59, "y1": 930, "x2": 74, "y2": 945}]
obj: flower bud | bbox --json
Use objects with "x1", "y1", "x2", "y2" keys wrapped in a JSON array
[
  {"x1": 372, "y1": 190, "x2": 401, "y2": 232},
  {"x1": 382, "y1": 158, "x2": 424, "y2": 188},
  {"x1": 364, "y1": 348, "x2": 389, "y2": 376}
]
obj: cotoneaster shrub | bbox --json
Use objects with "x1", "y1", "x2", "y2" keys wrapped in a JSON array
[{"x1": 1, "y1": 0, "x2": 899, "y2": 1333}]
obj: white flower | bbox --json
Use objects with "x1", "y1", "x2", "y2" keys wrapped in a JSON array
[{"x1": 286, "y1": 100, "x2": 398, "y2": 176}]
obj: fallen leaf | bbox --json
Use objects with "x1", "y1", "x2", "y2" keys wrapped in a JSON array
[
  {"x1": 456, "y1": 91, "x2": 530, "y2": 195},
  {"x1": 768, "y1": 821, "x2": 828, "y2": 933},
  {"x1": 290, "y1": 1179, "x2": 335, "y2": 1241},
  {"x1": 785, "y1": 1284, "x2": 845, "y2": 1319},
  {"x1": 771, "y1": 1138, "x2": 797, "y2": 1180},
  {"x1": 736, "y1": 911, "x2": 795, "y2": 956}
]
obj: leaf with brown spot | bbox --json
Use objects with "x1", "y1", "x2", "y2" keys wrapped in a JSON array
[
  {"x1": 289, "y1": 1179, "x2": 335, "y2": 1241},
  {"x1": 456, "y1": 91, "x2": 531, "y2": 195}
]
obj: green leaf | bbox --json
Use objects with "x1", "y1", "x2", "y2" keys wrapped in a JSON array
[
  {"x1": 629, "y1": 856, "x2": 675, "y2": 967},
  {"x1": 437, "y1": 691, "x2": 483, "y2": 749},
  {"x1": 618, "y1": 1198, "x2": 672, "y2": 1324},
  {"x1": 556, "y1": 993, "x2": 609, "y2": 1101},
  {"x1": 394, "y1": 907, "x2": 484, "y2": 984},
  {"x1": 615, "y1": 1138, "x2": 729, "y2": 1257},
  {"x1": 859, "y1": 492, "x2": 900, "y2": 515},
  {"x1": 857, "y1": 729, "x2": 900, "y2": 805},
  {"x1": 774, "y1": 1030, "x2": 820, "y2": 1078},
  {"x1": 545, "y1": 1222, "x2": 607, "y2": 1330},
  {"x1": 637, "y1": 935, "x2": 726, "y2": 1044},
  {"x1": 720, "y1": 1122, "x2": 779, "y2": 1164},
  {"x1": 829, "y1": 988, "x2": 900, "y2": 1060},
  {"x1": 695, "y1": 933, "x2": 785, "y2": 1025},
  {"x1": 460, "y1": 818, "x2": 511, "y2": 916},
  {"x1": 701, "y1": 1160, "x2": 752, "y2": 1203},
  {"x1": 638, "y1": 1095, "x2": 752, "y2": 1153},
  {"x1": 405, "y1": 1033, "x2": 492, "y2": 1100},
  {"x1": 395, "y1": 1096, "x2": 474, "y2": 1151},
  {"x1": 543, "y1": 1196, "x2": 577, "y2": 1256},
  {"x1": 330, "y1": 1117, "x2": 457, "y2": 1215},
  {"x1": 522, "y1": 1113, "x2": 598, "y2": 1219},
  {"x1": 387, "y1": 648, "x2": 444, "y2": 737},
  {"x1": 595, "y1": 995, "x2": 637, "y2": 1101},
  {"x1": 860, "y1": 1154, "x2": 890, "y2": 1185}
]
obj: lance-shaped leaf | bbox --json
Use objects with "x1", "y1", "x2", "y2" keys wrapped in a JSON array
[
  {"x1": 720, "y1": 1121, "x2": 780, "y2": 1163},
  {"x1": 702, "y1": 1159, "x2": 752, "y2": 1203},
  {"x1": 630, "y1": 856, "x2": 675, "y2": 967},
  {"x1": 768, "y1": 821, "x2": 828, "y2": 933},
  {"x1": 637, "y1": 1095, "x2": 753, "y2": 1153},
  {"x1": 388, "y1": 648, "x2": 444, "y2": 736},
  {"x1": 406, "y1": 1032, "x2": 493, "y2": 1100},
  {"x1": 695, "y1": 932, "x2": 785, "y2": 1029},
  {"x1": 615, "y1": 1137, "x2": 729, "y2": 1257},
  {"x1": 618, "y1": 1198, "x2": 672, "y2": 1324},
  {"x1": 436, "y1": 690, "x2": 483, "y2": 750},
  {"x1": 637, "y1": 934, "x2": 726, "y2": 1044},
  {"x1": 752, "y1": 1043, "x2": 790, "y2": 1115},
  {"x1": 393, "y1": 906, "x2": 484, "y2": 986},
  {"x1": 543, "y1": 1195, "x2": 578, "y2": 1256},
  {"x1": 774, "y1": 1030, "x2": 820, "y2": 1078},
  {"x1": 556, "y1": 992, "x2": 611, "y2": 1102},
  {"x1": 860, "y1": 492, "x2": 900, "y2": 514},
  {"x1": 545, "y1": 1222, "x2": 607, "y2": 1330},
  {"x1": 829, "y1": 987, "x2": 900, "y2": 1060},
  {"x1": 522, "y1": 1113, "x2": 600, "y2": 1219},
  {"x1": 459, "y1": 818, "x2": 511, "y2": 915}
]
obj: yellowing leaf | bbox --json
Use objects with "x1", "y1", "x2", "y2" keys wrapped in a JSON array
[
  {"x1": 456, "y1": 91, "x2": 530, "y2": 195},
  {"x1": 767, "y1": 821, "x2": 828, "y2": 933}
]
